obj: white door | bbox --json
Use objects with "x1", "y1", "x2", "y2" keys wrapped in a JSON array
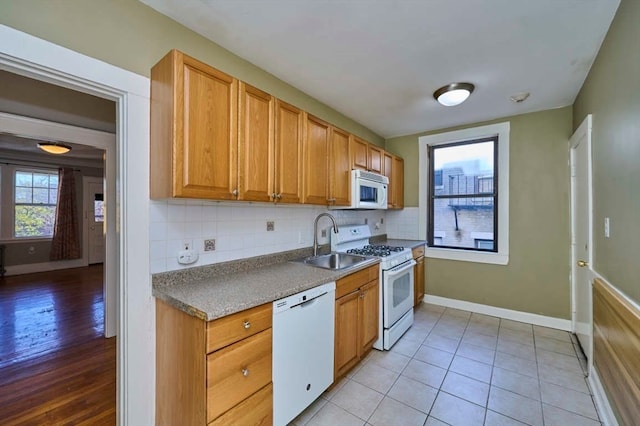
[
  {"x1": 570, "y1": 115, "x2": 593, "y2": 363},
  {"x1": 85, "y1": 178, "x2": 105, "y2": 264}
]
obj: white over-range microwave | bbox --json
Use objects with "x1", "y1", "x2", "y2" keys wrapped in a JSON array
[{"x1": 331, "y1": 169, "x2": 388, "y2": 210}]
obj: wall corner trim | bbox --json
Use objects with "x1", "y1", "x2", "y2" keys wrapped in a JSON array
[
  {"x1": 589, "y1": 366, "x2": 619, "y2": 426},
  {"x1": 423, "y1": 295, "x2": 572, "y2": 330}
]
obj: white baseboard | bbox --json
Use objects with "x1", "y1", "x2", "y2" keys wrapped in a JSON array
[
  {"x1": 423, "y1": 294, "x2": 572, "y2": 331},
  {"x1": 4, "y1": 258, "x2": 87, "y2": 276},
  {"x1": 589, "y1": 366, "x2": 618, "y2": 426}
]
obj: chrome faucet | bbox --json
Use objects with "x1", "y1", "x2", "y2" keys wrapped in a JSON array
[{"x1": 313, "y1": 213, "x2": 339, "y2": 256}]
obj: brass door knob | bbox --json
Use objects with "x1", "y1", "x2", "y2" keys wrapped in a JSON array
[{"x1": 577, "y1": 260, "x2": 589, "y2": 267}]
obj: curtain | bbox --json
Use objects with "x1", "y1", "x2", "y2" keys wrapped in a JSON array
[{"x1": 50, "y1": 167, "x2": 81, "y2": 261}]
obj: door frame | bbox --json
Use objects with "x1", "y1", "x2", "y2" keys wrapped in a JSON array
[
  {"x1": 570, "y1": 114, "x2": 594, "y2": 369},
  {"x1": 83, "y1": 175, "x2": 106, "y2": 266},
  {"x1": 0, "y1": 24, "x2": 152, "y2": 424}
]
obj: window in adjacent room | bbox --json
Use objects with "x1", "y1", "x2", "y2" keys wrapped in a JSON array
[
  {"x1": 418, "y1": 121, "x2": 509, "y2": 265},
  {"x1": 14, "y1": 169, "x2": 58, "y2": 238}
]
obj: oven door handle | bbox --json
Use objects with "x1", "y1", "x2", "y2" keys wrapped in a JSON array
[{"x1": 385, "y1": 259, "x2": 416, "y2": 276}]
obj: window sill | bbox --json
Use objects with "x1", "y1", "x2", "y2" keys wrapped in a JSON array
[{"x1": 426, "y1": 247, "x2": 509, "y2": 265}]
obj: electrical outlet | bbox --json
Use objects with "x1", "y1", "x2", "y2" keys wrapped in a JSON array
[
  {"x1": 267, "y1": 221, "x2": 275, "y2": 231},
  {"x1": 364, "y1": 218, "x2": 368, "y2": 224},
  {"x1": 204, "y1": 239, "x2": 216, "y2": 251},
  {"x1": 321, "y1": 229, "x2": 327, "y2": 238},
  {"x1": 604, "y1": 217, "x2": 610, "y2": 238},
  {"x1": 380, "y1": 218, "x2": 384, "y2": 224}
]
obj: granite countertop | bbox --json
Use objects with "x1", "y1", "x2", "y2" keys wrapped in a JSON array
[{"x1": 152, "y1": 248, "x2": 380, "y2": 321}]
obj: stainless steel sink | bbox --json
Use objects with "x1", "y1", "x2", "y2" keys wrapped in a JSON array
[{"x1": 294, "y1": 252, "x2": 370, "y2": 271}]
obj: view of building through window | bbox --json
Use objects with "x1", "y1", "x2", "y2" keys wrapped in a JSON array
[
  {"x1": 14, "y1": 170, "x2": 58, "y2": 238},
  {"x1": 94, "y1": 194, "x2": 105, "y2": 222},
  {"x1": 429, "y1": 138, "x2": 497, "y2": 251}
]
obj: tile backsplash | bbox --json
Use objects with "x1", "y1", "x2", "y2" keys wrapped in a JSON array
[
  {"x1": 385, "y1": 207, "x2": 421, "y2": 240},
  {"x1": 149, "y1": 200, "x2": 388, "y2": 273}
]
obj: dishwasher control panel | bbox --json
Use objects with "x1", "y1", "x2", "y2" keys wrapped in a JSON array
[{"x1": 273, "y1": 281, "x2": 336, "y2": 314}]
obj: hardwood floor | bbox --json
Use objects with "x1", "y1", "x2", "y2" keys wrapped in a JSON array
[{"x1": 0, "y1": 265, "x2": 116, "y2": 425}]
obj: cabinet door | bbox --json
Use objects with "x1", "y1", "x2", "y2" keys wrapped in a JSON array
[
  {"x1": 383, "y1": 152, "x2": 394, "y2": 208},
  {"x1": 367, "y1": 145, "x2": 383, "y2": 174},
  {"x1": 359, "y1": 280, "x2": 379, "y2": 355},
  {"x1": 177, "y1": 54, "x2": 238, "y2": 199},
  {"x1": 303, "y1": 115, "x2": 331, "y2": 205},
  {"x1": 274, "y1": 100, "x2": 304, "y2": 204},
  {"x1": 330, "y1": 127, "x2": 351, "y2": 206},
  {"x1": 414, "y1": 255, "x2": 425, "y2": 307},
  {"x1": 238, "y1": 82, "x2": 274, "y2": 202},
  {"x1": 350, "y1": 137, "x2": 369, "y2": 171},
  {"x1": 392, "y1": 156, "x2": 404, "y2": 209},
  {"x1": 334, "y1": 290, "x2": 360, "y2": 380}
]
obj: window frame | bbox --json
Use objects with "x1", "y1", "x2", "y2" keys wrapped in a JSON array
[
  {"x1": 12, "y1": 167, "x2": 59, "y2": 240},
  {"x1": 418, "y1": 122, "x2": 510, "y2": 265},
  {"x1": 428, "y1": 136, "x2": 498, "y2": 253}
]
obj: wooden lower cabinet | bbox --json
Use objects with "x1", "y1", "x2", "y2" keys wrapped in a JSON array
[
  {"x1": 156, "y1": 299, "x2": 273, "y2": 426},
  {"x1": 334, "y1": 265, "x2": 379, "y2": 380}
]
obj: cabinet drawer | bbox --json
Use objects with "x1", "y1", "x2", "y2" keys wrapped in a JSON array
[
  {"x1": 208, "y1": 383, "x2": 272, "y2": 426},
  {"x1": 207, "y1": 303, "x2": 272, "y2": 353},
  {"x1": 206, "y1": 328, "x2": 272, "y2": 422},
  {"x1": 336, "y1": 265, "x2": 378, "y2": 299},
  {"x1": 412, "y1": 245, "x2": 425, "y2": 258}
]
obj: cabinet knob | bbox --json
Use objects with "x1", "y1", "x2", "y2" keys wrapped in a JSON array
[
  {"x1": 232, "y1": 189, "x2": 239, "y2": 196},
  {"x1": 243, "y1": 320, "x2": 251, "y2": 329},
  {"x1": 241, "y1": 368, "x2": 249, "y2": 377}
]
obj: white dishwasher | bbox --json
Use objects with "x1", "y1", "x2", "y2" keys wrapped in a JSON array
[{"x1": 272, "y1": 281, "x2": 335, "y2": 426}]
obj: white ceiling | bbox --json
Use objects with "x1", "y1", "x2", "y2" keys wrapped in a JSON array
[{"x1": 142, "y1": 0, "x2": 619, "y2": 139}]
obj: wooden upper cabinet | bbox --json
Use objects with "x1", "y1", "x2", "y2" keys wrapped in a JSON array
[
  {"x1": 303, "y1": 114, "x2": 331, "y2": 205},
  {"x1": 367, "y1": 145, "x2": 383, "y2": 174},
  {"x1": 392, "y1": 156, "x2": 404, "y2": 209},
  {"x1": 238, "y1": 82, "x2": 274, "y2": 202},
  {"x1": 350, "y1": 136, "x2": 383, "y2": 174},
  {"x1": 150, "y1": 49, "x2": 238, "y2": 200},
  {"x1": 383, "y1": 152, "x2": 393, "y2": 208},
  {"x1": 330, "y1": 127, "x2": 351, "y2": 206},
  {"x1": 274, "y1": 100, "x2": 304, "y2": 204},
  {"x1": 350, "y1": 137, "x2": 369, "y2": 171}
]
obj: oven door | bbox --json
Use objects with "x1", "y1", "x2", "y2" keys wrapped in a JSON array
[{"x1": 382, "y1": 259, "x2": 416, "y2": 328}]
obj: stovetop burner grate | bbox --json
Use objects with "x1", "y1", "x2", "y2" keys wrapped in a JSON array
[{"x1": 346, "y1": 244, "x2": 406, "y2": 257}]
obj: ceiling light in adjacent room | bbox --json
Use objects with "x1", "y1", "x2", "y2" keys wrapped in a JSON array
[
  {"x1": 37, "y1": 142, "x2": 72, "y2": 154},
  {"x1": 433, "y1": 82, "x2": 475, "y2": 106}
]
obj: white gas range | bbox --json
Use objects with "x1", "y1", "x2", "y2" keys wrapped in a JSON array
[{"x1": 331, "y1": 225, "x2": 416, "y2": 350}]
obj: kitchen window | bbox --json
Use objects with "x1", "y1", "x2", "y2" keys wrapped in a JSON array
[
  {"x1": 428, "y1": 137, "x2": 498, "y2": 252},
  {"x1": 418, "y1": 122, "x2": 509, "y2": 265},
  {"x1": 14, "y1": 169, "x2": 59, "y2": 238}
]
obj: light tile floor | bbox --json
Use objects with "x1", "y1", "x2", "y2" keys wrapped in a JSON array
[{"x1": 290, "y1": 303, "x2": 600, "y2": 426}]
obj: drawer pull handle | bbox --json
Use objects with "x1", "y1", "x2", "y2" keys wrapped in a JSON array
[
  {"x1": 243, "y1": 321, "x2": 251, "y2": 329},
  {"x1": 241, "y1": 368, "x2": 249, "y2": 377}
]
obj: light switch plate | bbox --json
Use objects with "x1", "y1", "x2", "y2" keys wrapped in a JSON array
[{"x1": 604, "y1": 217, "x2": 610, "y2": 238}]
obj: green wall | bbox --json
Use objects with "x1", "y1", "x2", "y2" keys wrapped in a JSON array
[
  {"x1": 573, "y1": 0, "x2": 640, "y2": 304},
  {"x1": 0, "y1": 0, "x2": 383, "y2": 145},
  {"x1": 386, "y1": 107, "x2": 573, "y2": 318}
]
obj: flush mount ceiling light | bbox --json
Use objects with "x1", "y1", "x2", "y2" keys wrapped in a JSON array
[
  {"x1": 37, "y1": 142, "x2": 72, "y2": 155},
  {"x1": 433, "y1": 82, "x2": 475, "y2": 106}
]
